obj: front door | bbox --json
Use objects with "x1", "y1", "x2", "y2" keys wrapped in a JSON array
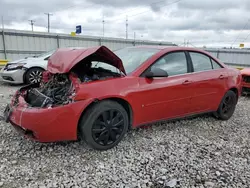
[{"x1": 135, "y1": 51, "x2": 194, "y2": 125}]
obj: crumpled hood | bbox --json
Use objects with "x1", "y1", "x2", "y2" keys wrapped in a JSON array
[
  {"x1": 241, "y1": 68, "x2": 250, "y2": 76},
  {"x1": 47, "y1": 46, "x2": 126, "y2": 74}
]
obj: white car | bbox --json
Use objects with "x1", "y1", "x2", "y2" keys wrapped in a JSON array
[{"x1": 0, "y1": 50, "x2": 55, "y2": 84}]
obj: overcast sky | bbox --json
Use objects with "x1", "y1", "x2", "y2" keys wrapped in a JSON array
[{"x1": 0, "y1": 0, "x2": 250, "y2": 48}]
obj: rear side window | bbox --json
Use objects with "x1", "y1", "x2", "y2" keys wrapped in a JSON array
[
  {"x1": 190, "y1": 52, "x2": 212, "y2": 72},
  {"x1": 151, "y1": 52, "x2": 188, "y2": 76},
  {"x1": 211, "y1": 59, "x2": 223, "y2": 69}
]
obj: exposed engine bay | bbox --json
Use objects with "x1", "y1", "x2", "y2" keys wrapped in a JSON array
[{"x1": 23, "y1": 61, "x2": 122, "y2": 108}]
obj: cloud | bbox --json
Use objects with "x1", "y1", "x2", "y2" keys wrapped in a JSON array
[{"x1": 0, "y1": 0, "x2": 250, "y2": 48}]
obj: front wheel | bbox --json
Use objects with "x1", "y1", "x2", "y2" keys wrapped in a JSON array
[
  {"x1": 79, "y1": 100, "x2": 129, "y2": 150},
  {"x1": 215, "y1": 90, "x2": 237, "y2": 120},
  {"x1": 25, "y1": 67, "x2": 44, "y2": 84}
]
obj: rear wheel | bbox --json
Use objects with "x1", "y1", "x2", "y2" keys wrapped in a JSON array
[
  {"x1": 79, "y1": 100, "x2": 129, "y2": 150},
  {"x1": 215, "y1": 90, "x2": 237, "y2": 120},
  {"x1": 25, "y1": 67, "x2": 44, "y2": 84}
]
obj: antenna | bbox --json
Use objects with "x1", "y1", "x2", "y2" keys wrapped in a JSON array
[{"x1": 28, "y1": 20, "x2": 35, "y2": 31}]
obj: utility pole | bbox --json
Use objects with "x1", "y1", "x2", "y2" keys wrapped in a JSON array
[
  {"x1": 1, "y1": 16, "x2": 4, "y2": 30},
  {"x1": 28, "y1": 20, "x2": 35, "y2": 31},
  {"x1": 133, "y1": 32, "x2": 136, "y2": 46},
  {"x1": 102, "y1": 15, "x2": 105, "y2": 37},
  {"x1": 126, "y1": 16, "x2": 128, "y2": 39},
  {"x1": 44, "y1": 13, "x2": 53, "y2": 33}
]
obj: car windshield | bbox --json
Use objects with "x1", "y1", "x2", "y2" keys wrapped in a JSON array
[
  {"x1": 36, "y1": 50, "x2": 56, "y2": 58},
  {"x1": 114, "y1": 47, "x2": 160, "y2": 74}
]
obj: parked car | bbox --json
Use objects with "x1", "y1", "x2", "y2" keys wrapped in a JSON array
[
  {"x1": 240, "y1": 68, "x2": 250, "y2": 94},
  {"x1": 0, "y1": 50, "x2": 55, "y2": 84},
  {"x1": 4, "y1": 46, "x2": 242, "y2": 150}
]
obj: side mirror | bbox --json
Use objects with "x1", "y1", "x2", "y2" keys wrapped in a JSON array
[{"x1": 145, "y1": 67, "x2": 168, "y2": 78}]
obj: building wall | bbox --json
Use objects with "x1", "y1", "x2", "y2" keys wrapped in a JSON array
[
  {"x1": 0, "y1": 29, "x2": 175, "y2": 61},
  {"x1": 204, "y1": 48, "x2": 250, "y2": 67},
  {"x1": 1, "y1": 29, "x2": 250, "y2": 67}
]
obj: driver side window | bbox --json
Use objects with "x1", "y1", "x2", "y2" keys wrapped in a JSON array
[{"x1": 151, "y1": 52, "x2": 188, "y2": 76}]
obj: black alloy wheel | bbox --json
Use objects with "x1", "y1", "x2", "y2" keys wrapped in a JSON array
[
  {"x1": 79, "y1": 100, "x2": 129, "y2": 150},
  {"x1": 92, "y1": 109, "x2": 125, "y2": 146},
  {"x1": 215, "y1": 90, "x2": 237, "y2": 120},
  {"x1": 221, "y1": 95, "x2": 234, "y2": 114}
]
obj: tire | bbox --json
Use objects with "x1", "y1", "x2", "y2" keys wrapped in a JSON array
[
  {"x1": 25, "y1": 67, "x2": 44, "y2": 84},
  {"x1": 79, "y1": 100, "x2": 129, "y2": 150},
  {"x1": 215, "y1": 90, "x2": 237, "y2": 120}
]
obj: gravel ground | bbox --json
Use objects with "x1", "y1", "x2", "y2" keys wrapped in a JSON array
[{"x1": 0, "y1": 82, "x2": 250, "y2": 188}]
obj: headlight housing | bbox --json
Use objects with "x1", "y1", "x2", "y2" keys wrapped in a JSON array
[{"x1": 6, "y1": 63, "x2": 26, "y2": 71}]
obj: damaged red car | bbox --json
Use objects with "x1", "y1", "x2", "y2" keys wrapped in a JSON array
[
  {"x1": 240, "y1": 68, "x2": 250, "y2": 94},
  {"x1": 4, "y1": 46, "x2": 242, "y2": 150}
]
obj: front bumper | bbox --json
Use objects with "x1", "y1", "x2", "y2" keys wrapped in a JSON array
[
  {"x1": 0, "y1": 68, "x2": 26, "y2": 84},
  {"x1": 4, "y1": 94, "x2": 93, "y2": 142},
  {"x1": 242, "y1": 82, "x2": 250, "y2": 94}
]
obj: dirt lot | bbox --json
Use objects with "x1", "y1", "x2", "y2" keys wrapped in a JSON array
[{"x1": 0, "y1": 82, "x2": 250, "y2": 188}]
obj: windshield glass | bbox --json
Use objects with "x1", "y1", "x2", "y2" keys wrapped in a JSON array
[
  {"x1": 114, "y1": 47, "x2": 160, "y2": 74},
  {"x1": 36, "y1": 49, "x2": 56, "y2": 58}
]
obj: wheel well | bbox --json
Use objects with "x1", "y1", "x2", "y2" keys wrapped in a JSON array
[
  {"x1": 77, "y1": 98, "x2": 133, "y2": 138},
  {"x1": 23, "y1": 67, "x2": 45, "y2": 83},
  {"x1": 229, "y1": 87, "x2": 238, "y2": 100},
  {"x1": 108, "y1": 98, "x2": 133, "y2": 127}
]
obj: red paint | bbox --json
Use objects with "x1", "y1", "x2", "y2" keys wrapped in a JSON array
[
  {"x1": 241, "y1": 68, "x2": 250, "y2": 89},
  {"x1": 8, "y1": 46, "x2": 242, "y2": 142},
  {"x1": 47, "y1": 46, "x2": 126, "y2": 74}
]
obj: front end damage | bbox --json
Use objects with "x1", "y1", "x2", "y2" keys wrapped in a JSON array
[{"x1": 4, "y1": 45, "x2": 125, "y2": 142}]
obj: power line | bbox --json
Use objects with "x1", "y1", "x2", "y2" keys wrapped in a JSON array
[
  {"x1": 230, "y1": 19, "x2": 250, "y2": 47},
  {"x1": 28, "y1": 20, "x2": 35, "y2": 31},
  {"x1": 108, "y1": 0, "x2": 170, "y2": 20},
  {"x1": 106, "y1": 0, "x2": 183, "y2": 23},
  {"x1": 44, "y1": 13, "x2": 53, "y2": 33}
]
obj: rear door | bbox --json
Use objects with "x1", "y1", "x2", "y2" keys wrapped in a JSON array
[
  {"x1": 187, "y1": 51, "x2": 227, "y2": 113},
  {"x1": 136, "y1": 51, "x2": 195, "y2": 124}
]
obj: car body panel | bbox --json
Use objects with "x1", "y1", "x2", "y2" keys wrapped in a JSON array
[
  {"x1": 0, "y1": 52, "x2": 53, "y2": 84},
  {"x1": 9, "y1": 96, "x2": 94, "y2": 142},
  {"x1": 240, "y1": 68, "x2": 250, "y2": 92},
  {"x1": 47, "y1": 46, "x2": 126, "y2": 74},
  {"x1": 0, "y1": 68, "x2": 26, "y2": 84},
  {"x1": 5, "y1": 46, "x2": 242, "y2": 143}
]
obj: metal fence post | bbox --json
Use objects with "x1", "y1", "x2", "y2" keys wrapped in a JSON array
[
  {"x1": 1, "y1": 30, "x2": 7, "y2": 59},
  {"x1": 217, "y1": 50, "x2": 220, "y2": 59},
  {"x1": 56, "y1": 35, "x2": 60, "y2": 48}
]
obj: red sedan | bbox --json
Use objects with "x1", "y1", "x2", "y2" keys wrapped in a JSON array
[{"x1": 4, "y1": 46, "x2": 242, "y2": 150}]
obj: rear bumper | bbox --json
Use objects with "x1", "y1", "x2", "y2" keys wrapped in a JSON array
[
  {"x1": 6, "y1": 95, "x2": 93, "y2": 142},
  {"x1": 0, "y1": 68, "x2": 25, "y2": 84}
]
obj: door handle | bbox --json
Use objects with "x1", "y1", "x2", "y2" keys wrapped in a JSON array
[
  {"x1": 219, "y1": 75, "x2": 225, "y2": 79},
  {"x1": 182, "y1": 80, "x2": 192, "y2": 85}
]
